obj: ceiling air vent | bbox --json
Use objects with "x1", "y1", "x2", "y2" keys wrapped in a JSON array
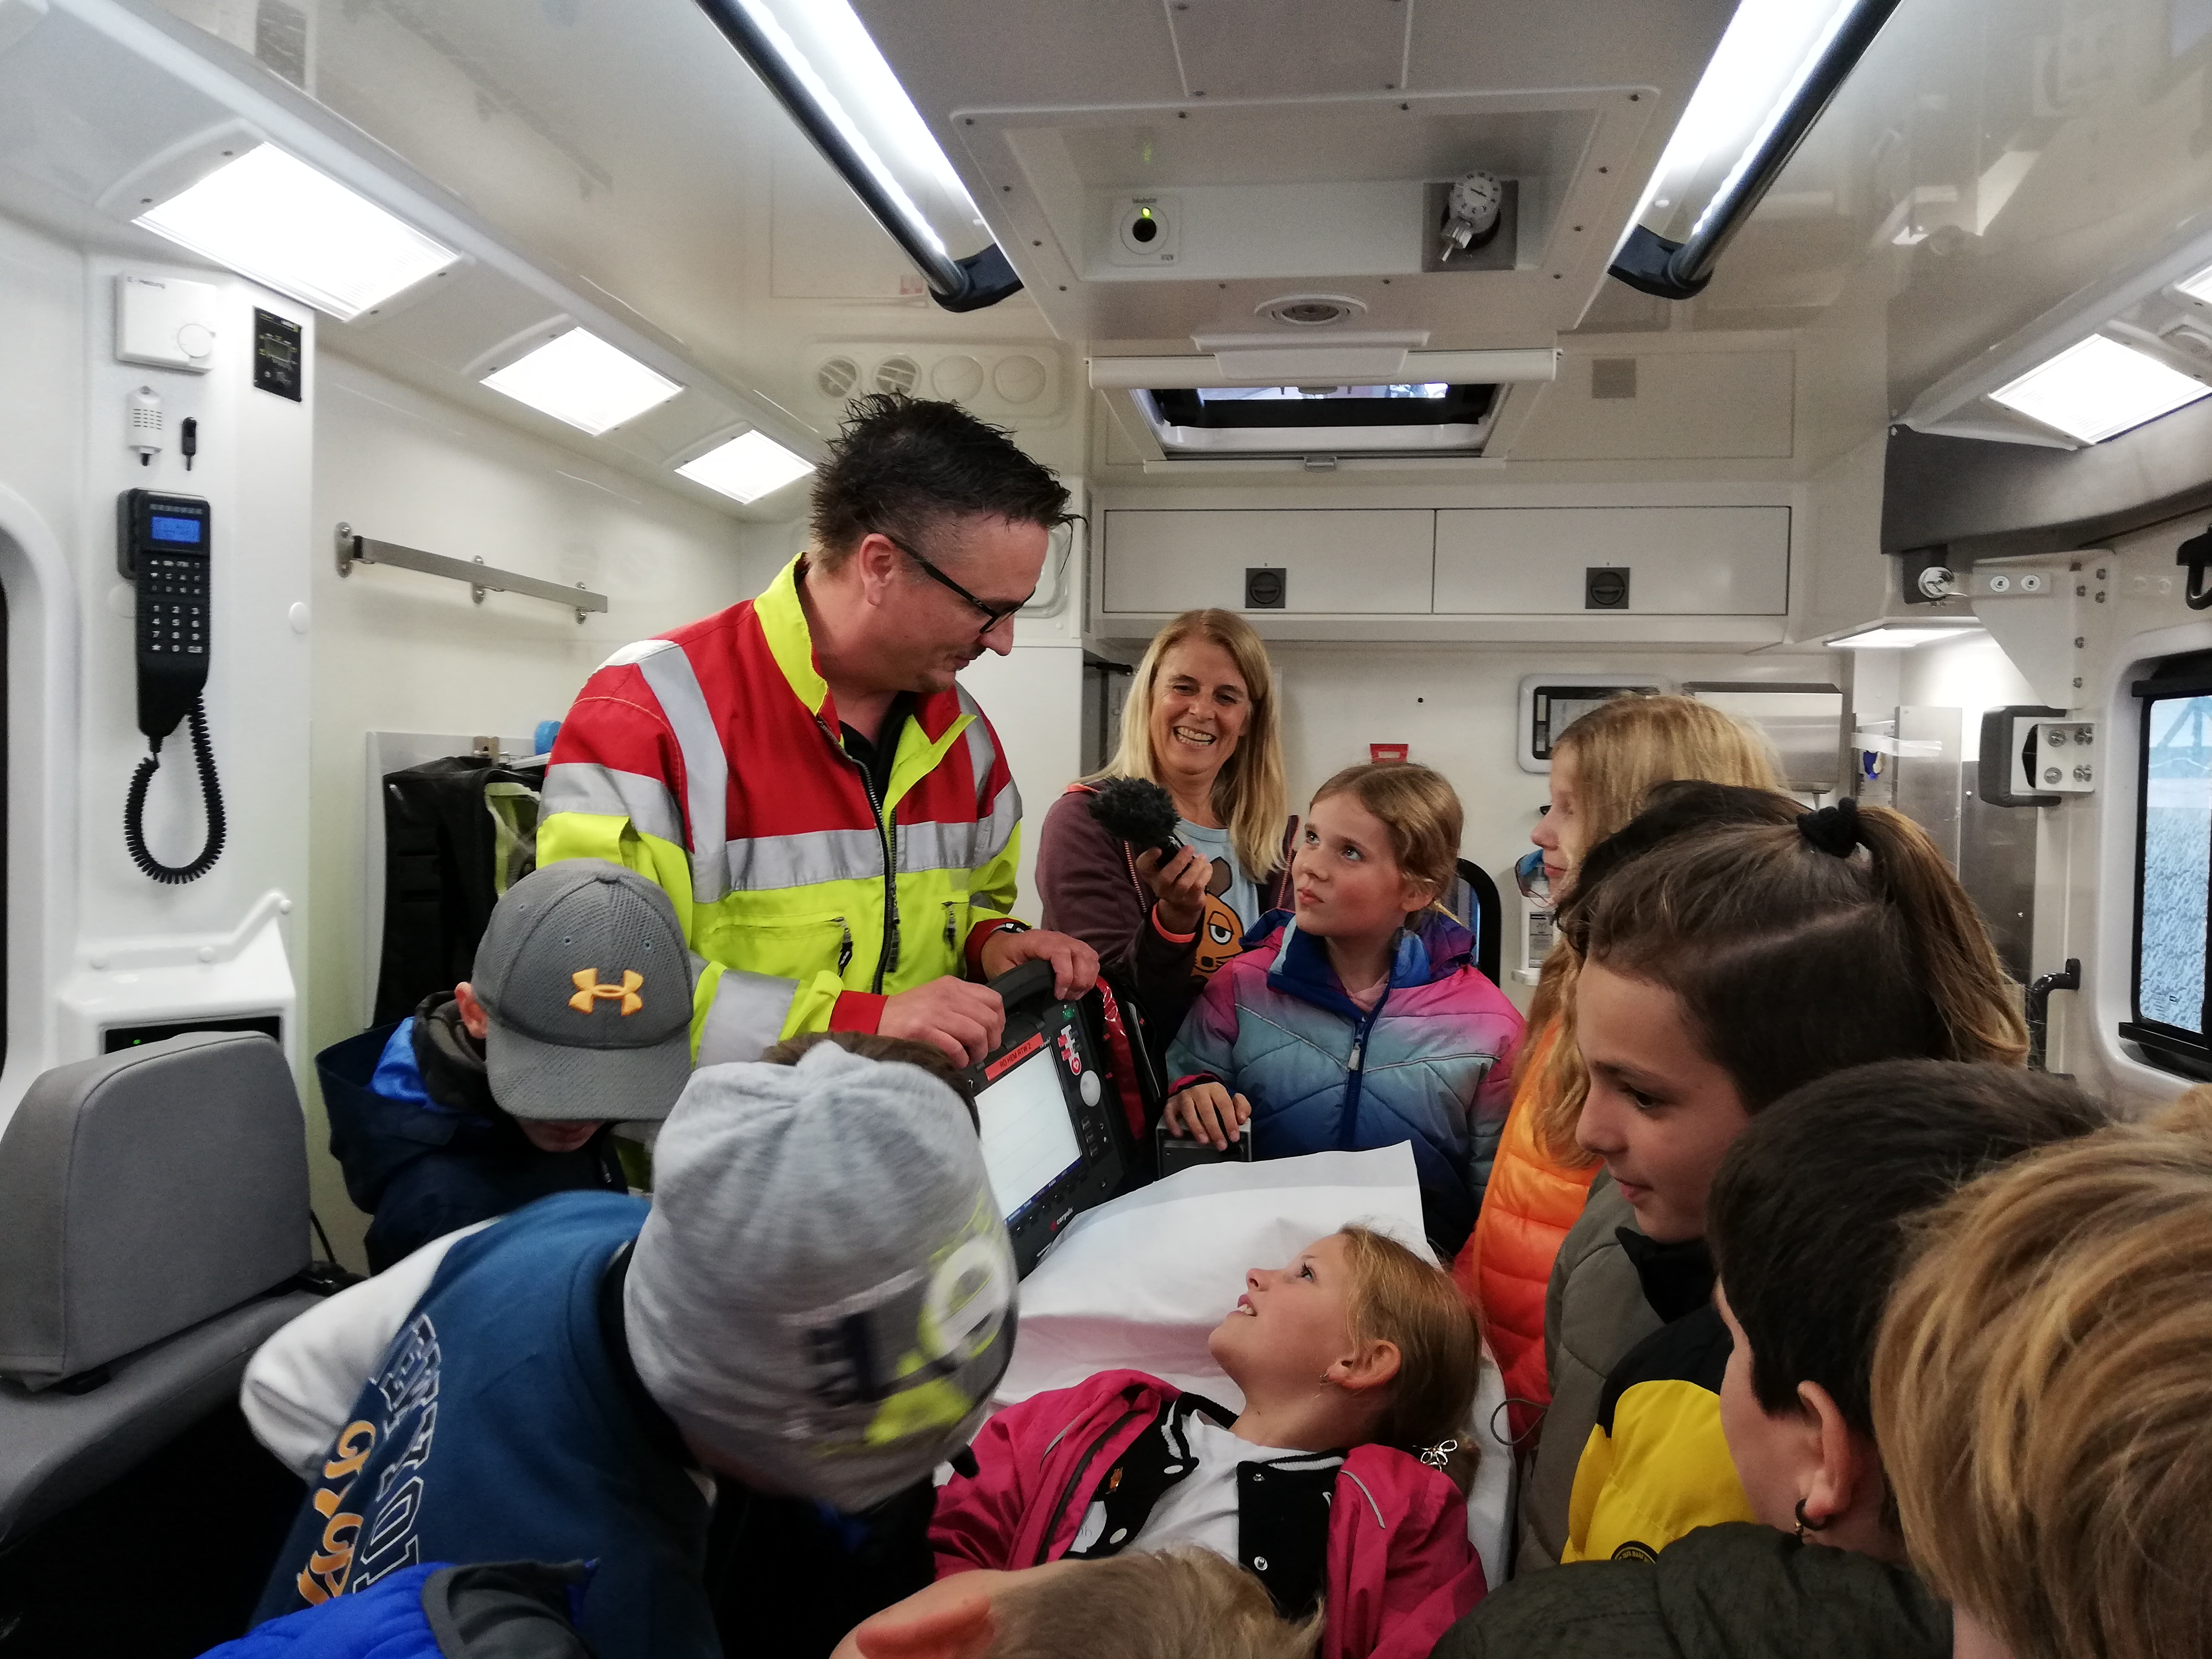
[
  {"x1": 1259, "y1": 294, "x2": 1365, "y2": 328},
  {"x1": 817, "y1": 356, "x2": 859, "y2": 401},
  {"x1": 874, "y1": 355, "x2": 921, "y2": 395}
]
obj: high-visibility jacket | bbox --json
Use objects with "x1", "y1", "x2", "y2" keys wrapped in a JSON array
[{"x1": 536, "y1": 555, "x2": 1023, "y2": 1061}]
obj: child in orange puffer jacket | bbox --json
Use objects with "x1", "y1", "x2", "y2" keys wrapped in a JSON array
[{"x1": 1454, "y1": 694, "x2": 1782, "y2": 1441}]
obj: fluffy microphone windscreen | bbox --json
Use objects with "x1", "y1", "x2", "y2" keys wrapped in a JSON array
[{"x1": 1087, "y1": 776, "x2": 1182, "y2": 859}]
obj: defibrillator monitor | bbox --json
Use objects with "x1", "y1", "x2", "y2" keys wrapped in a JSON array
[{"x1": 963, "y1": 961, "x2": 1129, "y2": 1277}]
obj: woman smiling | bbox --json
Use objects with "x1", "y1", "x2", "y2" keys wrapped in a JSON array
[{"x1": 1038, "y1": 610, "x2": 1292, "y2": 1040}]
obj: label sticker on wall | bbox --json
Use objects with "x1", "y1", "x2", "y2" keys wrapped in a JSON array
[{"x1": 253, "y1": 309, "x2": 303, "y2": 401}]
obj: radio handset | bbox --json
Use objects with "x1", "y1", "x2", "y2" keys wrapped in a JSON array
[{"x1": 118, "y1": 489, "x2": 226, "y2": 883}]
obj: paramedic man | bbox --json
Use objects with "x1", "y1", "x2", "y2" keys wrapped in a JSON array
[{"x1": 538, "y1": 394, "x2": 1097, "y2": 1067}]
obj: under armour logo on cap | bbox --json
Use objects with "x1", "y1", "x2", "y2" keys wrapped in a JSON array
[{"x1": 570, "y1": 968, "x2": 644, "y2": 1015}]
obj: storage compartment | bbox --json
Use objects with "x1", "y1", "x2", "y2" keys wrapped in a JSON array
[
  {"x1": 1432, "y1": 506, "x2": 1790, "y2": 615},
  {"x1": 1101, "y1": 509, "x2": 1433, "y2": 615}
]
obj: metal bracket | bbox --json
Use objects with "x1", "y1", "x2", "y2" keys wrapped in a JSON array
[{"x1": 336, "y1": 523, "x2": 606, "y2": 624}]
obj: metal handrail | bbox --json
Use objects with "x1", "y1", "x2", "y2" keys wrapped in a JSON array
[
  {"x1": 692, "y1": 0, "x2": 1022, "y2": 314},
  {"x1": 1610, "y1": 0, "x2": 1909, "y2": 301},
  {"x1": 334, "y1": 524, "x2": 607, "y2": 624}
]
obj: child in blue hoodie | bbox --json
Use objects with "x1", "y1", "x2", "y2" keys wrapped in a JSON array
[
  {"x1": 1164, "y1": 763, "x2": 1523, "y2": 1255},
  {"x1": 318, "y1": 861, "x2": 696, "y2": 1270}
]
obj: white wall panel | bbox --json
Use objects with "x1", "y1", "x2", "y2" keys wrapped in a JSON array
[
  {"x1": 1433, "y1": 505, "x2": 1790, "y2": 615},
  {"x1": 1103, "y1": 508, "x2": 1433, "y2": 615}
]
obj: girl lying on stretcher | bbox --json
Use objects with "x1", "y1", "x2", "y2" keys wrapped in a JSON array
[{"x1": 929, "y1": 1226, "x2": 1486, "y2": 1659}]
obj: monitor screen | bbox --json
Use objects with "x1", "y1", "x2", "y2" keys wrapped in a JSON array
[
  {"x1": 149, "y1": 514, "x2": 202, "y2": 544},
  {"x1": 974, "y1": 1045, "x2": 1083, "y2": 1222}
]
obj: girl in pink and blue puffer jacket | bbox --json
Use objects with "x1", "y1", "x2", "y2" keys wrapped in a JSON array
[{"x1": 1164, "y1": 764, "x2": 1523, "y2": 1256}]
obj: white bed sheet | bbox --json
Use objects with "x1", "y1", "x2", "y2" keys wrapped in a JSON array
[{"x1": 998, "y1": 1145, "x2": 1515, "y2": 1593}]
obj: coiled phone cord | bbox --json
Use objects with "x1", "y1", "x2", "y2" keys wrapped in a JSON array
[{"x1": 123, "y1": 697, "x2": 227, "y2": 884}]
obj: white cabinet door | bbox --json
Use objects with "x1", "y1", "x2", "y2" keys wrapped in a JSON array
[
  {"x1": 1102, "y1": 509, "x2": 1434, "y2": 615},
  {"x1": 1432, "y1": 506, "x2": 1790, "y2": 615}
]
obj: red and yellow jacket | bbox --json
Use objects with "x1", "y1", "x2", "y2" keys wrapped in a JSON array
[
  {"x1": 536, "y1": 555, "x2": 1022, "y2": 1061},
  {"x1": 1452, "y1": 1020, "x2": 1599, "y2": 1442}
]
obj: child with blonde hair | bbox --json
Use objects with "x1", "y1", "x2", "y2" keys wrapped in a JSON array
[
  {"x1": 1163, "y1": 763, "x2": 1523, "y2": 1255},
  {"x1": 838, "y1": 1549, "x2": 1321, "y2": 1659},
  {"x1": 1873, "y1": 1093, "x2": 2212, "y2": 1659},
  {"x1": 932, "y1": 1226, "x2": 1487, "y2": 1659},
  {"x1": 1472, "y1": 694, "x2": 1783, "y2": 1437}
]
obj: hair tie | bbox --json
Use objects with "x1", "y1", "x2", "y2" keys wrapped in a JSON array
[
  {"x1": 1797, "y1": 798, "x2": 1859, "y2": 858},
  {"x1": 1419, "y1": 1437, "x2": 1458, "y2": 1470}
]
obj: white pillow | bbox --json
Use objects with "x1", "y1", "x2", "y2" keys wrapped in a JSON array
[{"x1": 998, "y1": 1145, "x2": 1514, "y2": 1592}]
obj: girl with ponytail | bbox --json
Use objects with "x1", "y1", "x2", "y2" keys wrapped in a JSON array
[{"x1": 1517, "y1": 784, "x2": 2024, "y2": 1571}]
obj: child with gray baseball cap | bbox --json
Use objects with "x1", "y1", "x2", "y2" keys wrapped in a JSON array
[
  {"x1": 247, "y1": 1034, "x2": 1016, "y2": 1659},
  {"x1": 319, "y1": 859, "x2": 697, "y2": 1268}
]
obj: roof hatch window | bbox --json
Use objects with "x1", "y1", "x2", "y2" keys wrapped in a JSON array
[{"x1": 1135, "y1": 383, "x2": 1497, "y2": 457}]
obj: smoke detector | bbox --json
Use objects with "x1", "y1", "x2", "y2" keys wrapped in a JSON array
[{"x1": 1259, "y1": 294, "x2": 1366, "y2": 327}]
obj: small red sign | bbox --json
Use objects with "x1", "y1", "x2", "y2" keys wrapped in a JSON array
[
  {"x1": 982, "y1": 1031, "x2": 1045, "y2": 1082},
  {"x1": 1370, "y1": 743, "x2": 1410, "y2": 763}
]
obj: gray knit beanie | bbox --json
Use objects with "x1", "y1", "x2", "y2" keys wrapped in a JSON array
[{"x1": 624, "y1": 1041, "x2": 1016, "y2": 1510}]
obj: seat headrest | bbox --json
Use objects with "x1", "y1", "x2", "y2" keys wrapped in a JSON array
[{"x1": 0, "y1": 1031, "x2": 309, "y2": 1389}]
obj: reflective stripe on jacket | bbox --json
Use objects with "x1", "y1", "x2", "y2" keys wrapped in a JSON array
[
  {"x1": 537, "y1": 555, "x2": 1022, "y2": 1059},
  {"x1": 1452, "y1": 1020, "x2": 1599, "y2": 1443}
]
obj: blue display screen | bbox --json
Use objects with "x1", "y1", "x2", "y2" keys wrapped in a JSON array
[{"x1": 149, "y1": 514, "x2": 202, "y2": 545}]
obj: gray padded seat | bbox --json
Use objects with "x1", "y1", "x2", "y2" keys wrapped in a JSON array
[{"x1": 0, "y1": 1031, "x2": 322, "y2": 1546}]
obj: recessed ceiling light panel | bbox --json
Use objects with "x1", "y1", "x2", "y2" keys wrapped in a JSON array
[
  {"x1": 134, "y1": 144, "x2": 460, "y2": 321},
  {"x1": 480, "y1": 329, "x2": 683, "y2": 435},
  {"x1": 1989, "y1": 334, "x2": 2212, "y2": 445},
  {"x1": 676, "y1": 430, "x2": 816, "y2": 503}
]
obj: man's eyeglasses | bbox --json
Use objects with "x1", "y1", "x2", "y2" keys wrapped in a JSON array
[{"x1": 878, "y1": 531, "x2": 1035, "y2": 637}]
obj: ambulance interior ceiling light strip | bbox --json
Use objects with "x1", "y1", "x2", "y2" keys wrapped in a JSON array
[
  {"x1": 1610, "y1": 0, "x2": 1908, "y2": 301},
  {"x1": 1827, "y1": 625, "x2": 1984, "y2": 649},
  {"x1": 134, "y1": 144, "x2": 460, "y2": 321},
  {"x1": 481, "y1": 329, "x2": 684, "y2": 436},
  {"x1": 1986, "y1": 335, "x2": 2212, "y2": 446},
  {"x1": 676, "y1": 430, "x2": 817, "y2": 504},
  {"x1": 690, "y1": 0, "x2": 1021, "y2": 311}
]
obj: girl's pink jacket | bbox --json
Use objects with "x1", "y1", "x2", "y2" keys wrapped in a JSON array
[{"x1": 930, "y1": 1370, "x2": 1486, "y2": 1659}]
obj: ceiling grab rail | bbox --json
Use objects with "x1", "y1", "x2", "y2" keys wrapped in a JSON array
[
  {"x1": 691, "y1": 0, "x2": 1023, "y2": 314},
  {"x1": 1609, "y1": 0, "x2": 1909, "y2": 301}
]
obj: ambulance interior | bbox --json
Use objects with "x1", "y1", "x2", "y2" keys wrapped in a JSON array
[{"x1": 1, "y1": 0, "x2": 2210, "y2": 1647}]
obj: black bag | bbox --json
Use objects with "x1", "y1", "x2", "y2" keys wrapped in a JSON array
[{"x1": 373, "y1": 754, "x2": 543, "y2": 1023}]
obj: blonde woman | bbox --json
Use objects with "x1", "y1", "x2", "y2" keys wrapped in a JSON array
[
  {"x1": 1038, "y1": 610, "x2": 1291, "y2": 1039},
  {"x1": 1465, "y1": 695, "x2": 1783, "y2": 1441}
]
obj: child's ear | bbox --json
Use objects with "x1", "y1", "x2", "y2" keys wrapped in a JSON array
[
  {"x1": 851, "y1": 1592, "x2": 997, "y2": 1659},
  {"x1": 453, "y1": 981, "x2": 492, "y2": 1041},
  {"x1": 1331, "y1": 1338, "x2": 1402, "y2": 1396}
]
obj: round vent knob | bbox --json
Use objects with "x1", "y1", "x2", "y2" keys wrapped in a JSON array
[
  {"x1": 874, "y1": 355, "x2": 920, "y2": 395},
  {"x1": 816, "y1": 356, "x2": 859, "y2": 400},
  {"x1": 993, "y1": 355, "x2": 1047, "y2": 405},
  {"x1": 932, "y1": 354, "x2": 985, "y2": 401}
]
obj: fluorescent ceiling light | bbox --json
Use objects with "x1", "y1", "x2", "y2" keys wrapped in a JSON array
[
  {"x1": 676, "y1": 430, "x2": 816, "y2": 503},
  {"x1": 1828, "y1": 625, "x2": 1983, "y2": 649},
  {"x1": 481, "y1": 329, "x2": 682, "y2": 435},
  {"x1": 2176, "y1": 262, "x2": 2212, "y2": 306},
  {"x1": 1633, "y1": 0, "x2": 1861, "y2": 237},
  {"x1": 1988, "y1": 334, "x2": 2212, "y2": 445},
  {"x1": 733, "y1": 0, "x2": 962, "y2": 254},
  {"x1": 134, "y1": 144, "x2": 459, "y2": 321}
]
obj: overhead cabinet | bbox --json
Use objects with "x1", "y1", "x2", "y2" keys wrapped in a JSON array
[
  {"x1": 1102, "y1": 509, "x2": 1435, "y2": 615},
  {"x1": 1432, "y1": 507, "x2": 1791, "y2": 615},
  {"x1": 1098, "y1": 505, "x2": 1791, "y2": 634}
]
